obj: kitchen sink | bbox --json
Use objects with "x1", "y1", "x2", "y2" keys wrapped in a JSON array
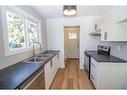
[
  {"x1": 23, "y1": 53, "x2": 52, "y2": 63},
  {"x1": 24, "y1": 57, "x2": 47, "y2": 63},
  {"x1": 37, "y1": 54, "x2": 52, "y2": 57}
]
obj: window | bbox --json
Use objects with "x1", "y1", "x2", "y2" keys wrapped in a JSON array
[
  {"x1": 7, "y1": 11, "x2": 25, "y2": 49},
  {"x1": 68, "y1": 32, "x2": 77, "y2": 39},
  {"x1": 26, "y1": 19, "x2": 38, "y2": 46},
  {"x1": 1, "y1": 7, "x2": 41, "y2": 56}
]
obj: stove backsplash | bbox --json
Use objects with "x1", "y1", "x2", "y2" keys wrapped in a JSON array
[{"x1": 100, "y1": 41, "x2": 127, "y2": 61}]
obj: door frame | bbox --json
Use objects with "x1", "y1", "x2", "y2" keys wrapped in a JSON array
[{"x1": 64, "y1": 25, "x2": 80, "y2": 62}]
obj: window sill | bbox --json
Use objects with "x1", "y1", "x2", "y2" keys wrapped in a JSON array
[{"x1": 5, "y1": 46, "x2": 40, "y2": 56}]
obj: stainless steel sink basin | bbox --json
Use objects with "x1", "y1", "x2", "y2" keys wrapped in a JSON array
[
  {"x1": 23, "y1": 53, "x2": 52, "y2": 63},
  {"x1": 24, "y1": 57, "x2": 47, "y2": 63},
  {"x1": 37, "y1": 54, "x2": 52, "y2": 57}
]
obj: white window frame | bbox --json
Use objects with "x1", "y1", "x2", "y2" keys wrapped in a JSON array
[{"x1": 1, "y1": 6, "x2": 42, "y2": 56}]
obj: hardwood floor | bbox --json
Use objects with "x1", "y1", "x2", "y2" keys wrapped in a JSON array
[{"x1": 50, "y1": 59, "x2": 95, "y2": 89}]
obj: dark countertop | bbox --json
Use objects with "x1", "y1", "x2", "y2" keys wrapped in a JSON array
[
  {"x1": 0, "y1": 50, "x2": 60, "y2": 89},
  {"x1": 85, "y1": 50, "x2": 127, "y2": 63}
]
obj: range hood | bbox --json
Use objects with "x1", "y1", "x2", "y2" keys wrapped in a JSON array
[
  {"x1": 90, "y1": 24, "x2": 101, "y2": 36},
  {"x1": 89, "y1": 29, "x2": 101, "y2": 36}
]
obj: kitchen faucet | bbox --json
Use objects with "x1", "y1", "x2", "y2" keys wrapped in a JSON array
[{"x1": 33, "y1": 42, "x2": 42, "y2": 57}]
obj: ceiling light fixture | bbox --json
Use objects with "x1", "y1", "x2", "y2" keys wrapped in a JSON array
[{"x1": 63, "y1": 5, "x2": 77, "y2": 16}]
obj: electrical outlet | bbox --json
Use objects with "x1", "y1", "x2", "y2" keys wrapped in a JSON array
[{"x1": 117, "y1": 45, "x2": 120, "y2": 51}]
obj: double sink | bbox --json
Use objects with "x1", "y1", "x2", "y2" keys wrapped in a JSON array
[{"x1": 24, "y1": 53, "x2": 52, "y2": 63}]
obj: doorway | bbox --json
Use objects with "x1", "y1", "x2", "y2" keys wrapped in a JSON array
[{"x1": 64, "y1": 26, "x2": 80, "y2": 62}]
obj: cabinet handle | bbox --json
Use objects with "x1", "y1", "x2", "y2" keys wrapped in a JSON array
[
  {"x1": 91, "y1": 75, "x2": 95, "y2": 80},
  {"x1": 104, "y1": 32, "x2": 107, "y2": 40},
  {"x1": 91, "y1": 63, "x2": 95, "y2": 67},
  {"x1": 57, "y1": 54, "x2": 59, "y2": 59},
  {"x1": 50, "y1": 60, "x2": 52, "y2": 68}
]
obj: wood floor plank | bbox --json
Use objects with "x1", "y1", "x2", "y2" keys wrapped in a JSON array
[{"x1": 50, "y1": 59, "x2": 95, "y2": 89}]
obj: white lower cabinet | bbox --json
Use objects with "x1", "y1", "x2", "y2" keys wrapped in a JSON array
[
  {"x1": 44, "y1": 61, "x2": 52, "y2": 89},
  {"x1": 52, "y1": 55, "x2": 58, "y2": 79},
  {"x1": 90, "y1": 57, "x2": 127, "y2": 89},
  {"x1": 90, "y1": 58, "x2": 98, "y2": 88},
  {"x1": 44, "y1": 53, "x2": 60, "y2": 89}
]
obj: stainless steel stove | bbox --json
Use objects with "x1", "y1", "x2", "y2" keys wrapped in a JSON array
[
  {"x1": 84, "y1": 45, "x2": 110, "y2": 79},
  {"x1": 97, "y1": 45, "x2": 110, "y2": 55}
]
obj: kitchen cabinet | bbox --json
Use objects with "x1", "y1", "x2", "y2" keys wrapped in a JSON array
[
  {"x1": 113, "y1": 7, "x2": 127, "y2": 23},
  {"x1": 99, "y1": 7, "x2": 127, "y2": 41},
  {"x1": 90, "y1": 58, "x2": 98, "y2": 88},
  {"x1": 44, "y1": 53, "x2": 60, "y2": 89},
  {"x1": 52, "y1": 54, "x2": 60, "y2": 78},
  {"x1": 52, "y1": 54, "x2": 57, "y2": 79},
  {"x1": 90, "y1": 57, "x2": 127, "y2": 89},
  {"x1": 44, "y1": 60, "x2": 53, "y2": 89}
]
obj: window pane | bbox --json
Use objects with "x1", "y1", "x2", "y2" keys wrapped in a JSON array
[
  {"x1": 69, "y1": 32, "x2": 77, "y2": 39},
  {"x1": 7, "y1": 11, "x2": 25, "y2": 49},
  {"x1": 26, "y1": 19, "x2": 38, "y2": 46}
]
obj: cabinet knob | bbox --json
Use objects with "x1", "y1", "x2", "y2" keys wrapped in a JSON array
[
  {"x1": 91, "y1": 75, "x2": 95, "y2": 80},
  {"x1": 50, "y1": 60, "x2": 52, "y2": 67},
  {"x1": 91, "y1": 63, "x2": 95, "y2": 67},
  {"x1": 57, "y1": 54, "x2": 59, "y2": 59}
]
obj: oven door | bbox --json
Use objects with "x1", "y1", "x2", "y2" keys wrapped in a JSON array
[
  {"x1": 84, "y1": 53, "x2": 90, "y2": 79},
  {"x1": 84, "y1": 54, "x2": 89, "y2": 72}
]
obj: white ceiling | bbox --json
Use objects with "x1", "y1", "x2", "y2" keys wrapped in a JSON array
[{"x1": 31, "y1": 6, "x2": 113, "y2": 18}]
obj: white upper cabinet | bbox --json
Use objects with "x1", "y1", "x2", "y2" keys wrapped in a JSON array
[
  {"x1": 113, "y1": 7, "x2": 127, "y2": 23},
  {"x1": 99, "y1": 7, "x2": 127, "y2": 41}
]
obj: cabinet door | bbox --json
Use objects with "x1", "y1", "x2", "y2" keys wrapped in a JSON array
[
  {"x1": 54, "y1": 54, "x2": 60, "y2": 74},
  {"x1": 113, "y1": 7, "x2": 127, "y2": 23},
  {"x1": 52, "y1": 55, "x2": 57, "y2": 79},
  {"x1": 52, "y1": 54, "x2": 60, "y2": 81},
  {"x1": 56, "y1": 53, "x2": 60, "y2": 70},
  {"x1": 44, "y1": 61, "x2": 52, "y2": 89},
  {"x1": 100, "y1": 13, "x2": 112, "y2": 41},
  {"x1": 44, "y1": 54, "x2": 60, "y2": 89},
  {"x1": 100, "y1": 7, "x2": 127, "y2": 41}
]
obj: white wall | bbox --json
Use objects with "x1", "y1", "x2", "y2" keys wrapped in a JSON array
[
  {"x1": 0, "y1": 6, "x2": 47, "y2": 69},
  {"x1": 47, "y1": 17, "x2": 100, "y2": 69}
]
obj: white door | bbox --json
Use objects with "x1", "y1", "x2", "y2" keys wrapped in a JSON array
[{"x1": 64, "y1": 26, "x2": 80, "y2": 58}]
